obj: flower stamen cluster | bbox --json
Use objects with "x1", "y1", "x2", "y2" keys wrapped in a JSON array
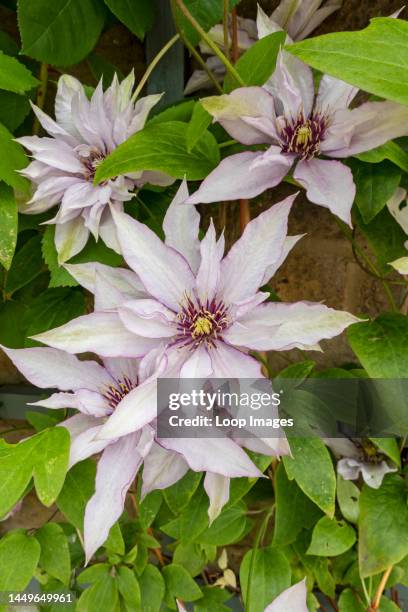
[
  {"x1": 278, "y1": 112, "x2": 328, "y2": 160},
  {"x1": 176, "y1": 296, "x2": 230, "y2": 349},
  {"x1": 104, "y1": 376, "x2": 137, "y2": 410}
]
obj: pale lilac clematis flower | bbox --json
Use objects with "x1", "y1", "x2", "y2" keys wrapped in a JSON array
[
  {"x1": 17, "y1": 72, "x2": 172, "y2": 263},
  {"x1": 264, "y1": 579, "x2": 308, "y2": 612},
  {"x1": 185, "y1": 0, "x2": 342, "y2": 95},
  {"x1": 327, "y1": 438, "x2": 397, "y2": 489},
  {"x1": 187, "y1": 51, "x2": 408, "y2": 225}
]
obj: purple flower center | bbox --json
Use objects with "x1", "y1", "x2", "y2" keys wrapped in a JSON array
[
  {"x1": 279, "y1": 112, "x2": 328, "y2": 160},
  {"x1": 77, "y1": 146, "x2": 106, "y2": 181},
  {"x1": 104, "y1": 376, "x2": 137, "y2": 410},
  {"x1": 175, "y1": 296, "x2": 230, "y2": 349}
]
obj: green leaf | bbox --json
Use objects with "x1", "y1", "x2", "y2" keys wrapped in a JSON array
[
  {"x1": 355, "y1": 207, "x2": 406, "y2": 274},
  {"x1": 163, "y1": 470, "x2": 202, "y2": 514},
  {"x1": 0, "y1": 300, "x2": 28, "y2": 348},
  {"x1": 338, "y1": 588, "x2": 366, "y2": 611},
  {"x1": 370, "y1": 438, "x2": 400, "y2": 467},
  {"x1": 24, "y1": 288, "x2": 86, "y2": 347},
  {"x1": 104, "y1": 0, "x2": 154, "y2": 39},
  {"x1": 197, "y1": 501, "x2": 250, "y2": 546},
  {"x1": 355, "y1": 141, "x2": 408, "y2": 174},
  {"x1": 173, "y1": 542, "x2": 207, "y2": 577},
  {"x1": 5, "y1": 234, "x2": 44, "y2": 295},
  {"x1": 35, "y1": 523, "x2": 71, "y2": 585},
  {"x1": 0, "y1": 31, "x2": 19, "y2": 56},
  {"x1": 104, "y1": 522, "x2": 125, "y2": 556},
  {"x1": 307, "y1": 516, "x2": 356, "y2": 557},
  {"x1": 283, "y1": 437, "x2": 336, "y2": 516},
  {"x1": 0, "y1": 182, "x2": 17, "y2": 269},
  {"x1": 77, "y1": 563, "x2": 110, "y2": 585},
  {"x1": 224, "y1": 31, "x2": 286, "y2": 92},
  {"x1": 337, "y1": 475, "x2": 360, "y2": 525},
  {"x1": 0, "y1": 530, "x2": 41, "y2": 591},
  {"x1": 287, "y1": 18, "x2": 408, "y2": 105},
  {"x1": 194, "y1": 586, "x2": 232, "y2": 612},
  {"x1": 116, "y1": 566, "x2": 141, "y2": 607},
  {"x1": 348, "y1": 159, "x2": 401, "y2": 224},
  {"x1": 95, "y1": 121, "x2": 220, "y2": 183},
  {"x1": 77, "y1": 575, "x2": 119, "y2": 612},
  {"x1": 359, "y1": 474, "x2": 408, "y2": 577},
  {"x1": 294, "y1": 531, "x2": 336, "y2": 598},
  {"x1": 42, "y1": 226, "x2": 78, "y2": 288},
  {"x1": 26, "y1": 410, "x2": 62, "y2": 432},
  {"x1": 0, "y1": 436, "x2": 37, "y2": 518},
  {"x1": 0, "y1": 51, "x2": 38, "y2": 94},
  {"x1": 148, "y1": 99, "x2": 196, "y2": 126},
  {"x1": 273, "y1": 462, "x2": 322, "y2": 547},
  {"x1": 18, "y1": 0, "x2": 106, "y2": 66},
  {"x1": 57, "y1": 459, "x2": 96, "y2": 530},
  {"x1": 162, "y1": 563, "x2": 202, "y2": 606},
  {"x1": 348, "y1": 314, "x2": 408, "y2": 378},
  {"x1": 0, "y1": 91, "x2": 30, "y2": 132},
  {"x1": 139, "y1": 564, "x2": 165, "y2": 612},
  {"x1": 173, "y1": 0, "x2": 241, "y2": 46},
  {"x1": 187, "y1": 102, "x2": 212, "y2": 153},
  {"x1": 32, "y1": 427, "x2": 70, "y2": 506},
  {"x1": 240, "y1": 546, "x2": 291, "y2": 612},
  {"x1": 0, "y1": 122, "x2": 29, "y2": 191}
]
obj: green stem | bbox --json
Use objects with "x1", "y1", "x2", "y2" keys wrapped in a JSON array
[
  {"x1": 223, "y1": 0, "x2": 230, "y2": 60},
  {"x1": 219, "y1": 139, "x2": 237, "y2": 148},
  {"x1": 132, "y1": 33, "x2": 180, "y2": 102},
  {"x1": 174, "y1": 0, "x2": 245, "y2": 87},
  {"x1": 245, "y1": 507, "x2": 274, "y2": 611},
  {"x1": 33, "y1": 62, "x2": 48, "y2": 135},
  {"x1": 360, "y1": 575, "x2": 371, "y2": 607}
]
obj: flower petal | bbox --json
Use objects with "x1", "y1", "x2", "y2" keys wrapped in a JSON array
[
  {"x1": 390, "y1": 256, "x2": 408, "y2": 275},
  {"x1": 160, "y1": 437, "x2": 263, "y2": 478},
  {"x1": 55, "y1": 216, "x2": 89, "y2": 264},
  {"x1": 294, "y1": 158, "x2": 355, "y2": 226},
  {"x1": 186, "y1": 149, "x2": 292, "y2": 204},
  {"x1": 112, "y1": 209, "x2": 195, "y2": 311},
  {"x1": 118, "y1": 299, "x2": 175, "y2": 338},
  {"x1": 317, "y1": 74, "x2": 358, "y2": 112},
  {"x1": 180, "y1": 345, "x2": 213, "y2": 377},
  {"x1": 1, "y1": 345, "x2": 110, "y2": 391},
  {"x1": 225, "y1": 301, "x2": 360, "y2": 351},
  {"x1": 163, "y1": 179, "x2": 201, "y2": 273},
  {"x1": 265, "y1": 579, "x2": 308, "y2": 612},
  {"x1": 210, "y1": 342, "x2": 263, "y2": 378},
  {"x1": 387, "y1": 187, "x2": 408, "y2": 234},
  {"x1": 55, "y1": 74, "x2": 84, "y2": 139},
  {"x1": 30, "y1": 390, "x2": 110, "y2": 417},
  {"x1": 262, "y1": 234, "x2": 304, "y2": 284},
  {"x1": 220, "y1": 194, "x2": 295, "y2": 303},
  {"x1": 83, "y1": 433, "x2": 145, "y2": 562},
  {"x1": 204, "y1": 472, "x2": 230, "y2": 523},
  {"x1": 65, "y1": 262, "x2": 146, "y2": 302},
  {"x1": 141, "y1": 442, "x2": 189, "y2": 498},
  {"x1": 265, "y1": 50, "x2": 314, "y2": 118},
  {"x1": 31, "y1": 312, "x2": 159, "y2": 358},
  {"x1": 196, "y1": 221, "x2": 223, "y2": 302}
]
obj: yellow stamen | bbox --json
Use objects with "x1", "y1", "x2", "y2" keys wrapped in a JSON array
[
  {"x1": 295, "y1": 123, "x2": 312, "y2": 147},
  {"x1": 192, "y1": 316, "x2": 213, "y2": 338}
]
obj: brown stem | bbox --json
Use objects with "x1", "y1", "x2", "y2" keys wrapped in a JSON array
[
  {"x1": 239, "y1": 198, "x2": 250, "y2": 233},
  {"x1": 33, "y1": 63, "x2": 48, "y2": 135},
  {"x1": 147, "y1": 527, "x2": 166, "y2": 567},
  {"x1": 371, "y1": 566, "x2": 393, "y2": 610}
]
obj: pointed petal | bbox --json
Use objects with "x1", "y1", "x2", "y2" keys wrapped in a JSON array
[
  {"x1": 55, "y1": 74, "x2": 83, "y2": 139},
  {"x1": 30, "y1": 390, "x2": 110, "y2": 417},
  {"x1": 1, "y1": 345, "x2": 110, "y2": 391},
  {"x1": 141, "y1": 443, "x2": 189, "y2": 498},
  {"x1": 163, "y1": 179, "x2": 200, "y2": 273},
  {"x1": 330, "y1": 101, "x2": 408, "y2": 158},
  {"x1": 266, "y1": 50, "x2": 314, "y2": 118},
  {"x1": 265, "y1": 579, "x2": 308, "y2": 612},
  {"x1": 196, "y1": 221, "x2": 222, "y2": 302},
  {"x1": 112, "y1": 209, "x2": 195, "y2": 311},
  {"x1": 210, "y1": 342, "x2": 263, "y2": 377},
  {"x1": 387, "y1": 187, "x2": 408, "y2": 234},
  {"x1": 225, "y1": 301, "x2": 360, "y2": 351},
  {"x1": 65, "y1": 262, "x2": 146, "y2": 301},
  {"x1": 220, "y1": 194, "x2": 295, "y2": 303},
  {"x1": 204, "y1": 472, "x2": 230, "y2": 523},
  {"x1": 257, "y1": 5, "x2": 285, "y2": 39},
  {"x1": 84, "y1": 434, "x2": 144, "y2": 562},
  {"x1": 294, "y1": 1, "x2": 342, "y2": 40},
  {"x1": 317, "y1": 74, "x2": 358, "y2": 112},
  {"x1": 96, "y1": 379, "x2": 157, "y2": 440},
  {"x1": 390, "y1": 256, "x2": 408, "y2": 275},
  {"x1": 161, "y1": 437, "x2": 263, "y2": 478},
  {"x1": 118, "y1": 299, "x2": 175, "y2": 338},
  {"x1": 31, "y1": 312, "x2": 159, "y2": 358},
  {"x1": 68, "y1": 425, "x2": 112, "y2": 468},
  {"x1": 55, "y1": 217, "x2": 89, "y2": 264},
  {"x1": 262, "y1": 234, "x2": 304, "y2": 284},
  {"x1": 180, "y1": 345, "x2": 213, "y2": 377},
  {"x1": 186, "y1": 149, "x2": 292, "y2": 205},
  {"x1": 294, "y1": 158, "x2": 355, "y2": 226}
]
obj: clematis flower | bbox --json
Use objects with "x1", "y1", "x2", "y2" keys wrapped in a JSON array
[
  {"x1": 185, "y1": 0, "x2": 342, "y2": 95},
  {"x1": 17, "y1": 72, "x2": 172, "y2": 263},
  {"x1": 187, "y1": 51, "x2": 408, "y2": 225},
  {"x1": 327, "y1": 438, "x2": 397, "y2": 489},
  {"x1": 1, "y1": 344, "x2": 264, "y2": 558},
  {"x1": 264, "y1": 579, "x2": 308, "y2": 612}
]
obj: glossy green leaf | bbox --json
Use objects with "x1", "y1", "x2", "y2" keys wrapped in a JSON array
[
  {"x1": 288, "y1": 18, "x2": 408, "y2": 105},
  {"x1": 18, "y1": 0, "x2": 106, "y2": 65},
  {"x1": 0, "y1": 51, "x2": 38, "y2": 94},
  {"x1": 95, "y1": 120, "x2": 220, "y2": 183},
  {"x1": 224, "y1": 31, "x2": 285, "y2": 92},
  {"x1": 139, "y1": 564, "x2": 165, "y2": 612},
  {"x1": 163, "y1": 470, "x2": 202, "y2": 514},
  {"x1": 0, "y1": 530, "x2": 41, "y2": 591},
  {"x1": 77, "y1": 563, "x2": 110, "y2": 585},
  {"x1": 104, "y1": 0, "x2": 154, "y2": 39},
  {"x1": 0, "y1": 122, "x2": 29, "y2": 191},
  {"x1": 240, "y1": 546, "x2": 291, "y2": 612},
  {"x1": 116, "y1": 566, "x2": 141, "y2": 608},
  {"x1": 370, "y1": 438, "x2": 400, "y2": 467},
  {"x1": 187, "y1": 102, "x2": 212, "y2": 153},
  {"x1": 35, "y1": 523, "x2": 71, "y2": 585},
  {"x1": 355, "y1": 141, "x2": 408, "y2": 174},
  {"x1": 33, "y1": 427, "x2": 70, "y2": 506},
  {"x1": 197, "y1": 501, "x2": 250, "y2": 546},
  {"x1": 283, "y1": 437, "x2": 336, "y2": 516},
  {"x1": 77, "y1": 575, "x2": 119, "y2": 612},
  {"x1": 0, "y1": 439, "x2": 35, "y2": 519},
  {"x1": 359, "y1": 475, "x2": 408, "y2": 576},
  {"x1": 0, "y1": 182, "x2": 17, "y2": 270},
  {"x1": 173, "y1": 542, "x2": 207, "y2": 577},
  {"x1": 0, "y1": 91, "x2": 30, "y2": 132},
  {"x1": 355, "y1": 207, "x2": 406, "y2": 274},
  {"x1": 162, "y1": 563, "x2": 202, "y2": 606},
  {"x1": 338, "y1": 588, "x2": 366, "y2": 611},
  {"x1": 57, "y1": 460, "x2": 96, "y2": 530},
  {"x1": 337, "y1": 475, "x2": 360, "y2": 525},
  {"x1": 0, "y1": 300, "x2": 28, "y2": 348},
  {"x1": 348, "y1": 159, "x2": 401, "y2": 224},
  {"x1": 5, "y1": 234, "x2": 44, "y2": 295},
  {"x1": 307, "y1": 516, "x2": 356, "y2": 557}
]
